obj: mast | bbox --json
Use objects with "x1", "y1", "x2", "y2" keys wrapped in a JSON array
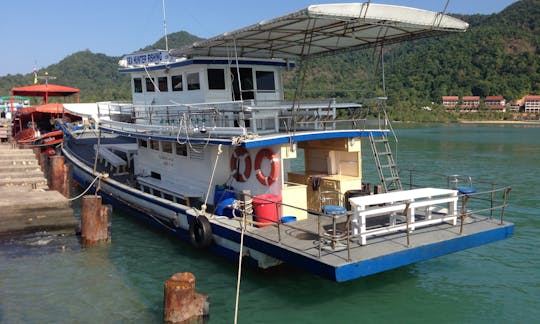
[{"x1": 162, "y1": 0, "x2": 169, "y2": 51}]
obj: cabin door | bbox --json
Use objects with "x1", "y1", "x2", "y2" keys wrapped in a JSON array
[{"x1": 230, "y1": 68, "x2": 254, "y2": 101}]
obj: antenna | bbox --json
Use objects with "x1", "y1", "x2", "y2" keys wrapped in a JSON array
[{"x1": 162, "y1": 0, "x2": 169, "y2": 51}]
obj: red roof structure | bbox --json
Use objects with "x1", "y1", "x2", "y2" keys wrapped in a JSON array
[
  {"x1": 10, "y1": 84, "x2": 80, "y2": 106},
  {"x1": 17, "y1": 103, "x2": 65, "y2": 115}
]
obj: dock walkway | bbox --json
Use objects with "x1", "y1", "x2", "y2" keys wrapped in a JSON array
[{"x1": 0, "y1": 143, "x2": 77, "y2": 237}]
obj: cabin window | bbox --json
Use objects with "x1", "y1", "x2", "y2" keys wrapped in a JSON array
[
  {"x1": 151, "y1": 171, "x2": 161, "y2": 180},
  {"x1": 207, "y1": 69, "x2": 226, "y2": 90},
  {"x1": 162, "y1": 141, "x2": 173, "y2": 153},
  {"x1": 139, "y1": 139, "x2": 148, "y2": 148},
  {"x1": 133, "y1": 78, "x2": 143, "y2": 93},
  {"x1": 256, "y1": 71, "x2": 275, "y2": 92},
  {"x1": 163, "y1": 193, "x2": 174, "y2": 201},
  {"x1": 172, "y1": 75, "x2": 183, "y2": 91},
  {"x1": 175, "y1": 143, "x2": 188, "y2": 157},
  {"x1": 142, "y1": 185, "x2": 151, "y2": 194},
  {"x1": 158, "y1": 77, "x2": 168, "y2": 92},
  {"x1": 150, "y1": 140, "x2": 160, "y2": 151},
  {"x1": 153, "y1": 189, "x2": 162, "y2": 197},
  {"x1": 187, "y1": 72, "x2": 200, "y2": 90},
  {"x1": 145, "y1": 77, "x2": 155, "y2": 92}
]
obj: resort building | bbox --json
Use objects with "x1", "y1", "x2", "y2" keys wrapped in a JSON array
[
  {"x1": 461, "y1": 96, "x2": 480, "y2": 111},
  {"x1": 485, "y1": 96, "x2": 506, "y2": 112},
  {"x1": 442, "y1": 96, "x2": 459, "y2": 109},
  {"x1": 524, "y1": 95, "x2": 540, "y2": 113}
]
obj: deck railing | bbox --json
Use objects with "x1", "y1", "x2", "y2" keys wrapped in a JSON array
[
  {"x1": 95, "y1": 99, "x2": 383, "y2": 139},
  {"x1": 402, "y1": 169, "x2": 512, "y2": 226},
  {"x1": 217, "y1": 170, "x2": 511, "y2": 262}
]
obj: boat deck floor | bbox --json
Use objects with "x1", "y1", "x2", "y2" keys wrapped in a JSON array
[{"x1": 213, "y1": 212, "x2": 513, "y2": 280}]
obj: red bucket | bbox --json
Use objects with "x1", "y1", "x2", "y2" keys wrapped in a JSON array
[{"x1": 253, "y1": 194, "x2": 282, "y2": 227}]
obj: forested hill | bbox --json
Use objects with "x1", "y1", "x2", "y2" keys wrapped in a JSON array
[
  {"x1": 382, "y1": 0, "x2": 540, "y2": 105},
  {"x1": 0, "y1": 32, "x2": 201, "y2": 102},
  {"x1": 0, "y1": 0, "x2": 538, "y2": 107}
]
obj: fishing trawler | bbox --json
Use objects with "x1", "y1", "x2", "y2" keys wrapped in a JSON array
[{"x1": 60, "y1": 3, "x2": 513, "y2": 282}]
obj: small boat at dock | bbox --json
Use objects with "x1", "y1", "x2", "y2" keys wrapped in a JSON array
[
  {"x1": 60, "y1": 2, "x2": 513, "y2": 282},
  {"x1": 10, "y1": 84, "x2": 80, "y2": 153}
]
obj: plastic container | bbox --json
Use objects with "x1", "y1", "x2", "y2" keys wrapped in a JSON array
[
  {"x1": 253, "y1": 194, "x2": 282, "y2": 227},
  {"x1": 216, "y1": 197, "x2": 237, "y2": 218},
  {"x1": 281, "y1": 216, "x2": 297, "y2": 223},
  {"x1": 213, "y1": 185, "x2": 235, "y2": 206}
]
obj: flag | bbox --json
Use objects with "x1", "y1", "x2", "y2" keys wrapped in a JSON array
[{"x1": 33, "y1": 65, "x2": 38, "y2": 84}]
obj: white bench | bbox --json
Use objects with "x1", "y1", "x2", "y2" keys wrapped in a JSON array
[
  {"x1": 349, "y1": 188, "x2": 458, "y2": 245},
  {"x1": 137, "y1": 176, "x2": 203, "y2": 207},
  {"x1": 95, "y1": 146, "x2": 127, "y2": 175}
]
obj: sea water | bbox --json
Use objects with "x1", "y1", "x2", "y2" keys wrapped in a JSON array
[{"x1": 1, "y1": 123, "x2": 539, "y2": 323}]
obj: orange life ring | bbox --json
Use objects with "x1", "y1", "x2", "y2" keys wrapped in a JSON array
[
  {"x1": 230, "y1": 147, "x2": 251, "y2": 182},
  {"x1": 254, "y1": 148, "x2": 279, "y2": 186}
]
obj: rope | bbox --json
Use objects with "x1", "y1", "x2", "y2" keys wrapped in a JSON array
[
  {"x1": 200, "y1": 144, "x2": 223, "y2": 215},
  {"x1": 67, "y1": 173, "x2": 105, "y2": 201},
  {"x1": 234, "y1": 203, "x2": 247, "y2": 324}
]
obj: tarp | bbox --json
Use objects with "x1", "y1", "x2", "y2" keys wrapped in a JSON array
[
  {"x1": 170, "y1": 3, "x2": 469, "y2": 59},
  {"x1": 11, "y1": 84, "x2": 80, "y2": 104}
]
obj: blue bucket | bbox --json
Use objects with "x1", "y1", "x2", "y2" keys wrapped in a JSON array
[{"x1": 281, "y1": 216, "x2": 297, "y2": 223}]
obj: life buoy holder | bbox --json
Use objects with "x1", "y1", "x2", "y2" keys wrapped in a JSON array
[
  {"x1": 255, "y1": 148, "x2": 279, "y2": 186},
  {"x1": 189, "y1": 215, "x2": 212, "y2": 248},
  {"x1": 230, "y1": 147, "x2": 251, "y2": 182}
]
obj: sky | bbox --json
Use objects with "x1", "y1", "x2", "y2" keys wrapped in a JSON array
[{"x1": 0, "y1": 0, "x2": 519, "y2": 77}]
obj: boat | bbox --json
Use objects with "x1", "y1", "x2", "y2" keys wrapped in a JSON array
[
  {"x1": 60, "y1": 2, "x2": 513, "y2": 282},
  {"x1": 10, "y1": 83, "x2": 81, "y2": 153}
]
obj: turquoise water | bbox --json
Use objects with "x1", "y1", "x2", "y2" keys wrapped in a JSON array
[{"x1": 1, "y1": 123, "x2": 539, "y2": 323}]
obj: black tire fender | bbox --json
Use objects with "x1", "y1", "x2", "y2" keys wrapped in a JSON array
[{"x1": 189, "y1": 215, "x2": 213, "y2": 248}]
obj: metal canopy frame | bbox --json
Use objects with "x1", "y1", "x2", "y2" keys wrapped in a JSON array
[{"x1": 170, "y1": 3, "x2": 468, "y2": 60}]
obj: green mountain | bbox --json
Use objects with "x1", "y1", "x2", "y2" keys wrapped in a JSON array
[
  {"x1": 0, "y1": 32, "x2": 202, "y2": 103},
  {"x1": 0, "y1": 0, "x2": 538, "y2": 116}
]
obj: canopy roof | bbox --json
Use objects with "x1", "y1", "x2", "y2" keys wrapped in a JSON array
[
  {"x1": 11, "y1": 84, "x2": 80, "y2": 104},
  {"x1": 170, "y1": 3, "x2": 468, "y2": 59},
  {"x1": 11, "y1": 84, "x2": 80, "y2": 98},
  {"x1": 17, "y1": 103, "x2": 65, "y2": 115}
]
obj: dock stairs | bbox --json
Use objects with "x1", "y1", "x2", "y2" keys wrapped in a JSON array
[
  {"x1": 369, "y1": 133, "x2": 402, "y2": 193},
  {"x1": 0, "y1": 143, "x2": 77, "y2": 237},
  {"x1": 0, "y1": 145, "x2": 48, "y2": 190}
]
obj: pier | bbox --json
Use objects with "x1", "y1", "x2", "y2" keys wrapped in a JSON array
[{"x1": 0, "y1": 143, "x2": 77, "y2": 237}]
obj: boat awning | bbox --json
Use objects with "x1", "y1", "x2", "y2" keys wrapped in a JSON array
[
  {"x1": 17, "y1": 103, "x2": 65, "y2": 115},
  {"x1": 170, "y1": 2, "x2": 468, "y2": 59},
  {"x1": 11, "y1": 84, "x2": 80, "y2": 104}
]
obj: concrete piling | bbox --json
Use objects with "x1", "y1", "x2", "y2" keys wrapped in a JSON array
[
  {"x1": 50, "y1": 156, "x2": 65, "y2": 193},
  {"x1": 163, "y1": 272, "x2": 209, "y2": 323},
  {"x1": 81, "y1": 195, "x2": 110, "y2": 246}
]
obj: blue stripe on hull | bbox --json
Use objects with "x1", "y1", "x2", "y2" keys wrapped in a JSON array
[{"x1": 335, "y1": 225, "x2": 514, "y2": 282}]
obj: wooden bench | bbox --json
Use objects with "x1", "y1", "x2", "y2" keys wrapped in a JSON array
[
  {"x1": 95, "y1": 146, "x2": 127, "y2": 175},
  {"x1": 137, "y1": 176, "x2": 203, "y2": 207}
]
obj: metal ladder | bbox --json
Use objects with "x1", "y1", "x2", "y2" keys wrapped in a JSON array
[{"x1": 369, "y1": 132, "x2": 402, "y2": 192}]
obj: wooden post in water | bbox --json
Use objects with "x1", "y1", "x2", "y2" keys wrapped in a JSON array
[
  {"x1": 163, "y1": 272, "x2": 209, "y2": 323},
  {"x1": 49, "y1": 155, "x2": 65, "y2": 193},
  {"x1": 81, "y1": 195, "x2": 110, "y2": 246},
  {"x1": 61, "y1": 162, "x2": 72, "y2": 198}
]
